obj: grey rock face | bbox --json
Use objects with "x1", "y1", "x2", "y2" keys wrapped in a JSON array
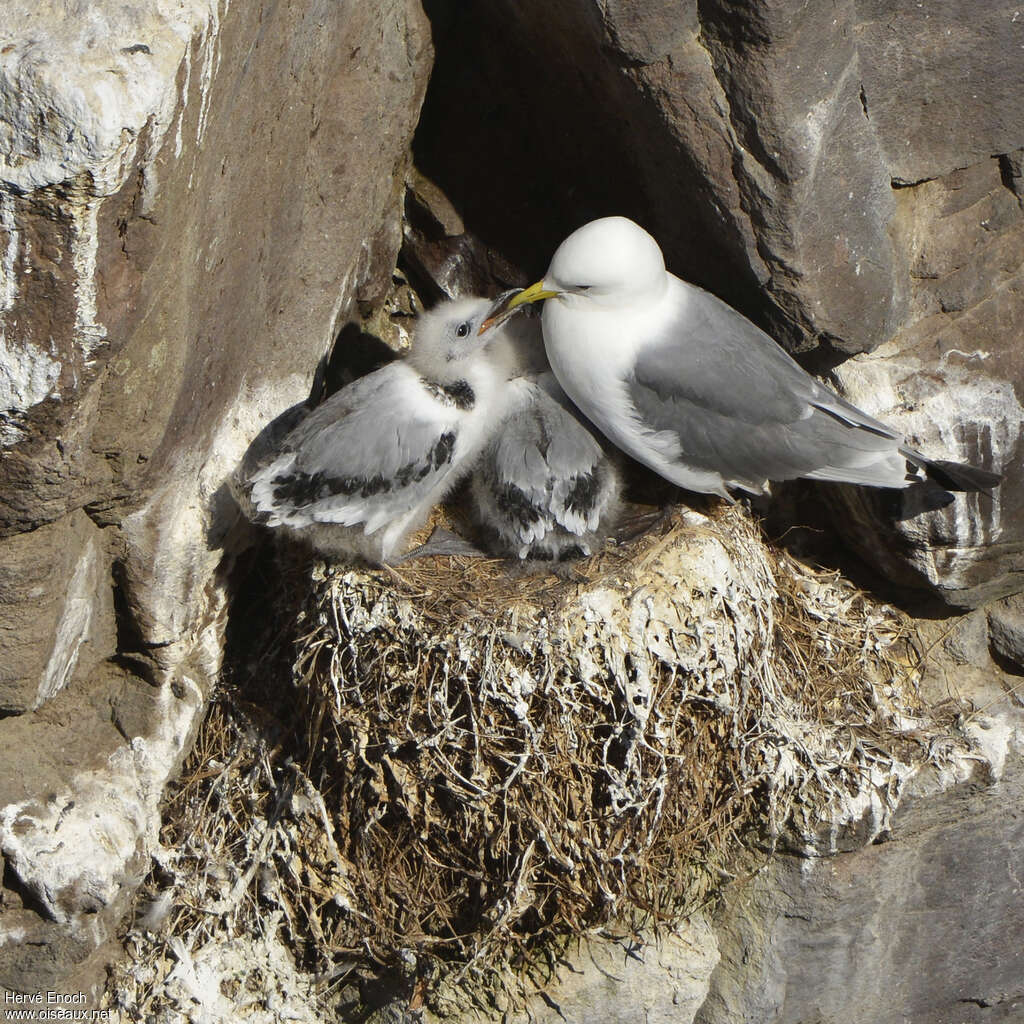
[
  {"x1": 0, "y1": 665, "x2": 205, "y2": 993},
  {"x1": 856, "y1": 0, "x2": 1024, "y2": 185},
  {"x1": 0, "y1": 0, "x2": 431, "y2": 993},
  {"x1": 942, "y1": 609, "x2": 991, "y2": 668},
  {"x1": 419, "y1": 922, "x2": 719, "y2": 1024},
  {"x1": 507, "y1": 923, "x2": 719, "y2": 1024},
  {"x1": 698, "y1": 725, "x2": 1024, "y2": 1024},
  {"x1": 827, "y1": 169, "x2": 1024, "y2": 606},
  {"x1": 988, "y1": 594, "x2": 1024, "y2": 670},
  {"x1": 0, "y1": 511, "x2": 112, "y2": 712},
  {"x1": 696, "y1": 0, "x2": 906, "y2": 353}
]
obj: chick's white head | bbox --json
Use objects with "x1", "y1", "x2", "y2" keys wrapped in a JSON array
[{"x1": 407, "y1": 297, "x2": 502, "y2": 381}]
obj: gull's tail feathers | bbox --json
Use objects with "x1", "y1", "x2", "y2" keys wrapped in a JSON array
[{"x1": 919, "y1": 457, "x2": 1001, "y2": 494}]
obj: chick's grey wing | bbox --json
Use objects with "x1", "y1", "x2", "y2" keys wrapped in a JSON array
[
  {"x1": 532, "y1": 391, "x2": 614, "y2": 533},
  {"x1": 487, "y1": 386, "x2": 612, "y2": 537},
  {"x1": 248, "y1": 364, "x2": 460, "y2": 531},
  {"x1": 627, "y1": 285, "x2": 902, "y2": 487}
]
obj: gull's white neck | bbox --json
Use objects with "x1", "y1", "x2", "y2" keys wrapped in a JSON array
[
  {"x1": 543, "y1": 271, "x2": 676, "y2": 371},
  {"x1": 541, "y1": 273, "x2": 683, "y2": 448}
]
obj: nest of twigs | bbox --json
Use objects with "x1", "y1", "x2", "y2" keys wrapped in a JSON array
[
  {"x1": 110, "y1": 503, "x2": 961, "y2": 1021},
  {"x1": 290, "y1": 505, "x2": 930, "y2": 967}
]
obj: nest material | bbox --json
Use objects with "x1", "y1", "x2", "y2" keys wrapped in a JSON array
[
  {"x1": 290, "y1": 506, "x2": 935, "y2": 977},
  {"x1": 109, "y1": 504, "x2": 964, "y2": 1021}
]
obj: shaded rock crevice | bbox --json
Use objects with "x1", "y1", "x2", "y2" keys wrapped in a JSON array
[
  {"x1": 997, "y1": 150, "x2": 1024, "y2": 206},
  {"x1": 414, "y1": 0, "x2": 766, "y2": 318}
]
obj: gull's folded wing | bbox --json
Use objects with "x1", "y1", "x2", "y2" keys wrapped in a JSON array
[
  {"x1": 625, "y1": 282, "x2": 908, "y2": 491},
  {"x1": 486, "y1": 382, "x2": 611, "y2": 541}
]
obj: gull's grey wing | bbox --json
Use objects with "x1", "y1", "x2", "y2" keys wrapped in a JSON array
[
  {"x1": 247, "y1": 362, "x2": 463, "y2": 533},
  {"x1": 626, "y1": 283, "x2": 907, "y2": 490}
]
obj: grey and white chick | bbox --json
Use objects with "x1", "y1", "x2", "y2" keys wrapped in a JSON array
[
  {"x1": 470, "y1": 315, "x2": 622, "y2": 562},
  {"x1": 237, "y1": 296, "x2": 521, "y2": 564}
]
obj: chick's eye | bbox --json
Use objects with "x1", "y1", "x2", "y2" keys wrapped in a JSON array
[{"x1": 456, "y1": 321, "x2": 471, "y2": 338}]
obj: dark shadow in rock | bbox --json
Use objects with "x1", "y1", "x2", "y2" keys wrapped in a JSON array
[
  {"x1": 400, "y1": 215, "x2": 524, "y2": 306},
  {"x1": 989, "y1": 646, "x2": 1024, "y2": 679},
  {"x1": 348, "y1": 968, "x2": 415, "y2": 1023},
  {"x1": 413, "y1": 0, "x2": 768, "y2": 323},
  {"x1": 3, "y1": 842, "x2": 57, "y2": 923},
  {"x1": 398, "y1": 180, "x2": 530, "y2": 302},
  {"x1": 219, "y1": 542, "x2": 309, "y2": 708},
  {"x1": 109, "y1": 559, "x2": 162, "y2": 685},
  {"x1": 892, "y1": 480, "x2": 957, "y2": 520},
  {"x1": 323, "y1": 323, "x2": 400, "y2": 399},
  {"x1": 763, "y1": 480, "x2": 968, "y2": 620}
]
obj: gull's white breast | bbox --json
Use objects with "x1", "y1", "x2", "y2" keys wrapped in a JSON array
[
  {"x1": 540, "y1": 281, "x2": 735, "y2": 495},
  {"x1": 542, "y1": 290, "x2": 661, "y2": 432}
]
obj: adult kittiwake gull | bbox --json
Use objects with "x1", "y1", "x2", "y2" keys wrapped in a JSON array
[
  {"x1": 492, "y1": 216, "x2": 1000, "y2": 500},
  {"x1": 470, "y1": 348, "x2": 621, "y2": 560},
  {"x1": 239, "y1": 296, "x2": 521, "y2": 564}
]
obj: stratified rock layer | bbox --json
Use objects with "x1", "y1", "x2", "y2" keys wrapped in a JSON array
[
  {"x1": 0, "y1": 0, "x2": 431, "y2": 992},
  {"x1": 699, "y1": 725, "x2": 1024, "y2": 1024}
]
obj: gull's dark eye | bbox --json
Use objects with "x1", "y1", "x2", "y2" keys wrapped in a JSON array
[
  {"x1": 574, "y1": 285, "x2": 592, "y2": 292},
  {"x1": 456, "y1": 321, "x2": 471, "y2": 338}
]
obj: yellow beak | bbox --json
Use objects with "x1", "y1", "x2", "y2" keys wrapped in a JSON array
[
  {"x1": 479, "y1": 279, "x2": 561, "y2": 333},
  {"x1": 506, "y1": 278, "x2": 561, "y2": 309}
]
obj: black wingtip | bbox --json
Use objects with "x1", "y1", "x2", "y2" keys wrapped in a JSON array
[{"x1": 924, "y1": 459, "x2": 1002, "y2": 494}]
